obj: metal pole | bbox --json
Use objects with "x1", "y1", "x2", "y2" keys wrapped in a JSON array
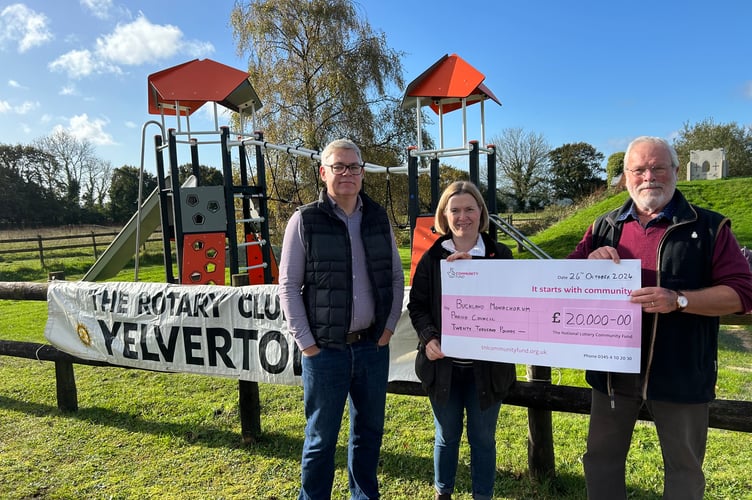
[
  {"x1": 486, "y1": 145, "x2": 497, "y2": 240},
  {"x1": 407, "y1": 147, "x2": 419, "y2": 246}
]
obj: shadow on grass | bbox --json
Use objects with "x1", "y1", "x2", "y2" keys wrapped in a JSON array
[
  {"x1": 719, "y1": 328, "x2": 752, "y2": 353},
  {"x1": 0, "y1": 392, "x2": 436, "y2": 482},
  {"x1": 0, "y1": 394, "x2": 668, "y2": 498}
]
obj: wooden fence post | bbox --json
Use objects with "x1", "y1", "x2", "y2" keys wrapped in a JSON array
[
  {"x1": 91, "y1": 231, "x2": 99, "y2": 259},
  {"x1": 55, "y1": 360, "x2": 78, "y2": 412},
  {"x1": 47, "y1": 272, "x2": 78, "y2": 412},
  {"x1": 37, "y1": 234, "x2": 45, "y2": 268},
  {"x1": 526, "y1": 365, "x2": 556, "y2": 481},
  {"x1": 232, "y1": 273, "x2": 262, "y2": 443}
]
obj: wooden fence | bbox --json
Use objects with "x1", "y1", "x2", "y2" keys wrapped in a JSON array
[
  {"x1": 1, "y1": 279, "x2": 751, "y2": 481},
  {"x1": 0, "y1": 230, "x2": 161, "y2": 268}
]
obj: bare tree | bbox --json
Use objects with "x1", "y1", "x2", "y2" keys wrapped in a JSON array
[
  {"x1": 85, "y1": 159, "x2": 112, "y2": 208},
  {"x1": 34, "y1": 130, "x2": 111, "y2": 209},
  {"x1": 490, "y1": 128, "x2": 551, "y2": 211}
]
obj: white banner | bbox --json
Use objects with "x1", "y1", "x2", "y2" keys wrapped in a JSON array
[{"x1": 44, "y1": 281, "x2": 420, "y2": 385}]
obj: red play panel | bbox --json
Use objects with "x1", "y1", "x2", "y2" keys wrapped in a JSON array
[
  {"x1": 181, "y1": 232, "x2": 226, "y2": 285},
  {"x1": 409, "y1": 215, "x2": 440, "y2": 285}
]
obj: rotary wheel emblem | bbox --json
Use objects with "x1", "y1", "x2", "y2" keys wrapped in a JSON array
[{"x1": 76, "y1": 323, "x2": 92, "y2": 346}]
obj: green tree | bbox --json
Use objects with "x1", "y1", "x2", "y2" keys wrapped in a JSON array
[
  {"x1": 673, "y1": 118, "x2": 752, "y2": 178},
  {"x1": 178, "y1": 163, "x2": 224, "y2": 186},
  {"x1": 549, "y1": 142, "x2": 605, "y2": 202},
  {"x1": 412, "y1": 164, "x2": 469, "y2": 214},
  {"x1": 0, "y1": 144, "x2": 63, "y2": 227},
  {"x1": 230, "y1": 0, "x2": 419, "y2": 238},
  {"x1": 490, "y1": 128, "x2": 551, "y2": 211},
  {"x1": 108, "y1": 166, "x2": 158, "y2": 224},
  {"x1": 605, "y1": 151, "x2": 625, "y2": 190}
]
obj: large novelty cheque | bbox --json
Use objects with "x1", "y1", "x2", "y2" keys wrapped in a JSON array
[{"x1": 440, "y1": 259, "x2": 642, "y2": 372}]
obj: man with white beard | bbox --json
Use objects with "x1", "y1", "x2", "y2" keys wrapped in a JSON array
[{"x1": 568, "y1": 136, "x2": 752, "y2": 499}]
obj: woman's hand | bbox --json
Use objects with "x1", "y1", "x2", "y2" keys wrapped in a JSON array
[
  {"x1": 446, "y1": 251, "x2": 472, "y2": 262},
  {"x1": 425, "y1": 338, "x2": 445, "y2": 361}
]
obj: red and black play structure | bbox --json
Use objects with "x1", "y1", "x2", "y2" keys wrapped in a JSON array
[{"x1": 85, "y1": 54, "x2": 547, "y2": 287}]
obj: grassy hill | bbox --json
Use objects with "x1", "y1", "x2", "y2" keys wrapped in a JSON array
[{"x1": 518, "y1": 178, "x2": 752, "y2": 259}]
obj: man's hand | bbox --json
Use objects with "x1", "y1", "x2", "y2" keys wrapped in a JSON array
[
  {"x1": 631, "y1": 287, "x2": 678, "y2": 313},
  {"x1": 302, "y1": 345, "x2": 321, "y2": 357},
  {"x1": 377, "y1": 328, "x2": 393, "y2": 346},
  {"x1": 588, "y1": 245, "x2": 621, "y2": 263}
]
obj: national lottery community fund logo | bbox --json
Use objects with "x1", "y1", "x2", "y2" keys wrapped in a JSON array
[{"x1": 445, "y1": 267, "x2": 480, "y2": 280}]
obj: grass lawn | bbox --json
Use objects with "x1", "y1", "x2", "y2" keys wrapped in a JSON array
[
  {"x1": 1, "y1": 264, "x2": 751, "y2": 498},
  {"x1": 2, "y1": 179, "x2": 752, "y2": 498}
]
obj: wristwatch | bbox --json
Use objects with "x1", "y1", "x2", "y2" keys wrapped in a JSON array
[{"x1": 675, "y1": 291, "x2": 688, "y2": 311}]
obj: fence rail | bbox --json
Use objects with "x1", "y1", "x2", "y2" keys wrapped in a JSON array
[
  {"x1": 0, "y1": 230, "x2": 162, "y2": 267},
  {"x1": 1, "y1": 279, "x2": 751, "y2": 481}
]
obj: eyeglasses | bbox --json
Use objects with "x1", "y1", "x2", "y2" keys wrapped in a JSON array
[
  {"x1": 624, "y1": 165, "x2": 672, "y2": 177},
  {"x1": 325, "y1": 163, "x2": 363, "y2": 175}
]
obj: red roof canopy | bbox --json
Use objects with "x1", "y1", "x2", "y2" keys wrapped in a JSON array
[
  {"x1": 147, "y1": 58, "x2": 262, "y2": 116},
  {"x1": 402, "y1": 53, "x2": 501, "y2": 114}
]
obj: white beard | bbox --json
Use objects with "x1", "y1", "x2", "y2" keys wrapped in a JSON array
[{"x1": 630, "y1": 183, "x2": 675, "y2": 214}]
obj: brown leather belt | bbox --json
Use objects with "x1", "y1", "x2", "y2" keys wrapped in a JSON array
[{"x1": 345, "y1": 328, "x2": 370, "y2": 344}]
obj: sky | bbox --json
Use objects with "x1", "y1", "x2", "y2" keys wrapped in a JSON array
[{"x1": 1, "y1": 0, "x2": 751, "y2": 175}]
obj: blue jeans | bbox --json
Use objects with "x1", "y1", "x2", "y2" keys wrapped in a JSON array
[
  {"x1": 299, "y1": 342, "x2": 390, "y2": 500},
  {"x1": 429, "y1": 365, "x2": 501, "y2": 499}
]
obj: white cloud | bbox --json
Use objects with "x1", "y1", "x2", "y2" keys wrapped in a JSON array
[
  {"x1": 8, "y1": 79, "x2": 22, "y2": 88},
  {"x1": 200, "y1": 101, "x2": 235, "y2": 125},
  {"x1": 80, "y1": 0, "x2": 114, "y2": 20},
  {"x1": 181, "y1": 40, "x2": 216, "y2": 59},
  {"x1": 80, "y1": 0, "x2": 131, "y2": 21},
  {"x1": 96, "y1": 16, "x2": 181, "y2": 65},
  {"x1": 95, "y1": 14, "x2": 213, "y2": 66},
  {"x1": 48, "y1": 48, "x2": 120, "y2": 79},
  {"x1": 48, "y1": 14, "x2": 214, "y2": 79},
  {"x1": 14, "y1": 100, "x2": 38, "y2": 114},
  {"x1": 59, "y1": 85, "x2": 77, "y2": 96},
  {"x1": 0, "y1": 4, "x2": 53, "y2": 52},
  {"x1": 0, "y1": 98, "x2": 38, "y2": 114},
  {"x1": 49, "y1": 49, "x2": 97, "y2": 78},
  {"x1": 54, "y1": 113, "x2": 116, "y2": 146}
]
